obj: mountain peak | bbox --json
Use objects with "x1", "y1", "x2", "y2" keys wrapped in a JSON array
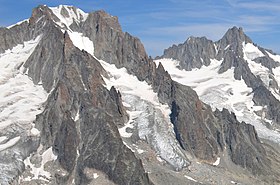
[{"x1": 219, "y1": 26, "x2": 252, "y2": 47}]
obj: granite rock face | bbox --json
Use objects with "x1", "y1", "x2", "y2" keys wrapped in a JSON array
[
  {"x1": 253, "y1": 85, "x2": 280, "y2": 126},
  {"x1": 0, "y1": 5, "x2": 58, "y2": 54},
  {"x1": 161, "y1": 37, "x2": 216, "y2": 70},
  {"x1": 80, "y1": 10, "x2": 154, "y2": 83},
  {"x1": 154, "y1": 72, "x2": 269, "y2": 174},
  {"x1": 214, "y1": 109, "x2": 270, "y2": 175},
  {"x1": 77, "y1": 12, "x2": 274, "y2": 175},
  {"x1": 31, "y1": 30, "x2": 151, "y2": 184}
]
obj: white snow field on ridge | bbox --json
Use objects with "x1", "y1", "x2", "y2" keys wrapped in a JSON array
[{"x1": 154, "y1": 58, "x2": 280, "y2": 143}]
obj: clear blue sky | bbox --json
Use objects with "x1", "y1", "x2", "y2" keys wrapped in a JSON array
[{"x1": 1, "y1": 0, "x2": 280, "y2": 57}]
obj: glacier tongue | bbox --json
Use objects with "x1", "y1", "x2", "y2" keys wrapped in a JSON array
[{"x1": 100, "y1": 60, "x2": 189, "y2": 170}]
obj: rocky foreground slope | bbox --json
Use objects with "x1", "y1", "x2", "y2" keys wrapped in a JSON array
[{"x1": 0, "y1": 5, "x2": 279, "y2": 185}]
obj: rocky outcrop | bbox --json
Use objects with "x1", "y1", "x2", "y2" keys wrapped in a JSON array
[
  {"x1": 254, "y1": 56, "x2": 280, "y2": 71},
  {"x1": 80, "y1": 10, "x2": 155, "y2": 83},
  {"x1": 151, "y1": 65, "x2": 271, "y2": 174},
  {"x1": 160, "y1": 37, "x2": 216, "y2": 70},
  {"x1": 216, "y1": 27, "x2": 252, "y2": 60},
  {"x1": 253, "y1": 85, "x2": 280, "y2": 125},
  {"x1": 0, "y1": 5, "x2": 59, "y2": 54},
  {"x1": 79, "y1": 15, "x2": 272, "y2": 174},
  {"x1": 214, "y1": 109, "x2": 270, "y2": 175}
]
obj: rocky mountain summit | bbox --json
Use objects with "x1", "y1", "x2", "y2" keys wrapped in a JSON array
[{"x1": 0, "y1": 5, "x2": 279, "y2": 185}]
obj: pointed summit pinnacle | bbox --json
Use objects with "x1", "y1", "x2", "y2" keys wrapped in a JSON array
[{"x1": 219, "y1": 26, "x2": 252, "y2": 49}]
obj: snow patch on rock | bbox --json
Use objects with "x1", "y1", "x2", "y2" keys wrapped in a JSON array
[
  {"x1": 266, "y1": 51, "x2": 280, "y2": 62},
  {"x1": 68, "y1": 31, "x2": 94, "y2": 55},
  {"x1": 7, "y1": 19, "x2": 29, "y2": 29},
  {"x1": 50, "y1": 5, "x2": 88, "y2": 29},
  {"x1": 213, "y1": 157, "x2": 220, "y2": 166},
  {"x1": 243, "y1": 42, "x2": 264, "y2": 60},
  {"x1": 184, "y1": 175, "x2": 198, "y2": 182},
  {"x1": 23, "y1": 147, "x2": 57, "y2": 182}
]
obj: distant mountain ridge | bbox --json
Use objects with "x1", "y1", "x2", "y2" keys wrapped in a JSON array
[
  {"x1": 0, "y1": 5, "x2": 279, "y2": 185},
  {"x1": 157, "y1": 26, "x2": 280, "y2": 135}
]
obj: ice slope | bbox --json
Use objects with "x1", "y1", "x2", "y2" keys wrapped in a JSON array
[
  {"x1": 67, "y1": 29, "x2": 189, "y2": 170},
  {"x1": 0, "y1": 35, "x2": 48, "y2": 138},
  {"x1": 100, "y1": 60, "x2": 188, "y2": 170},
  {"x1": 243, "y1": 43, "x2": 264, "y2": 60},
  {"x1": 154, "y1": 58, "x2": 280, "y2": 143},
  {"x1": 243, "y1": 43, "x2": 271, "y2": 87},
  {"x1": 263, "y1": 50, "x2": 280, "y2": 102},
  {"x1": 243, "y1": 44, "x2": 280, "y2": 126},
  {"x1": 68, "y1": 31, "x2": 94, "y2": 55},
  {"x1": 266, "y1": 51, "x2": 280, "y2": 63}
]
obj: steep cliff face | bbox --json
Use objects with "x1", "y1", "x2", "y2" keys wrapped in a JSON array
[
  {"x1": 153, "y1": 71, "x2": 270, "y2": 175},
  {"x1": 0, "y1": 5, "x2": 152, "y2": 185},
  {"x1": 26, "y1": 28, "x2": 151, "y2": 185},
  {"x1": 79, "y1": 10, "x2": 155, "y2": 83}
]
